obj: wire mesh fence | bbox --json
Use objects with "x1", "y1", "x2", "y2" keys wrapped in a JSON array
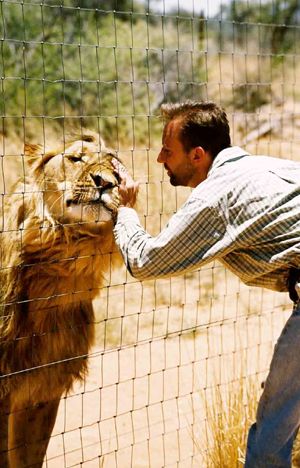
[{"x1": 0, "y1": 0, "x2": 299, "y2": 466}]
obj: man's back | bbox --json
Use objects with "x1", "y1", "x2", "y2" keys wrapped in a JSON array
[{"x1": 203, "y1": 147, "x2": 300, "y2": 291}]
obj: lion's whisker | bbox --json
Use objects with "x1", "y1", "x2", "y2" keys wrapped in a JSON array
[{"x1": 46, "y1": 192, "x2": 65, "y2": 212}]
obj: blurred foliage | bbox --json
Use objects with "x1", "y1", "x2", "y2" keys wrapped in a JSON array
[
  {"x1": 232, "y1": 82, "x2": 271, "y2": 113},
  {"x1": 221, "y1": 0, "x2": 300, "y2": 54},
  {"x1": 216, "y1": 0, "x2": 300, "y2": 111},
  {"x1": 0, "y1": 0, "x2": 206, "y2": 145},
  {"x1": 0, "y1": 0, "x2": 300, "y2": 143}
]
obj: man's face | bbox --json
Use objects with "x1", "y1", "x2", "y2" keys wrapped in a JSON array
[{"x1": 157, "y1": 119, "x2": 195, "y2": 187}]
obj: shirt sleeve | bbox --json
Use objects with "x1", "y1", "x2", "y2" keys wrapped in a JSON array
[{"x1": 113, "y1": 195, "x2": 230, "y2": 281}]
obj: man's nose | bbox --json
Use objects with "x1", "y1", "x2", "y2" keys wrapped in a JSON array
[{"x1": 157, "y1": 150, "x2": 164, "y2": 163}]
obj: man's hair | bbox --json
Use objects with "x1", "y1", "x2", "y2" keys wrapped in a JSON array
[{"x1": 160, "y1": 100, "x2": 231, "y2": 159}]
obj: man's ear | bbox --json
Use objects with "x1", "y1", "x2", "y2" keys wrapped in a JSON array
[
  {"x1": 190, "y1": 146, "x2": 213, "y2": 177},
  {"x1": 193, "y1": 146, "x2": 206, "y2": 161},
  {"x1": 189, "y1": 146, "x2": 207, "y2": 165}
]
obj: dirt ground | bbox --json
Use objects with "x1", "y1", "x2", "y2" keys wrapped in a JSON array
[{"x1": 43, "y1": 274, "x2": 291, "y2": 467}]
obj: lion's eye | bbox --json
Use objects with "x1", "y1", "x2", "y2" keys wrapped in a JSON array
[{"x1": 68, "y1": 154, "x2": 84, "y2": 163}]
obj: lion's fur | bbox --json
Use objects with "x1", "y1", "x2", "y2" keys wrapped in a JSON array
[{"x1": 0, "y1": 132, "x2": 123, "y2": 466}]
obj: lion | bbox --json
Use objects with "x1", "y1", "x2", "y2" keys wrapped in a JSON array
[{"x1": 0, "y1": 132, "x2": 124, "y2": 467}]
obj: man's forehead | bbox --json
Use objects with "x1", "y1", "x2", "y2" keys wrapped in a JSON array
[{"x1": 163, "y1": 118, "x2": 181, "y2": 143}]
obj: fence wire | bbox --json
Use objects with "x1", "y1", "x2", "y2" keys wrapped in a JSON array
[{"x1": 0, "y1": 1, "x2": 299, "y2": 466}]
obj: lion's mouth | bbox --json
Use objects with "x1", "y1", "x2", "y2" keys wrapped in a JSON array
[
  {"x1": 64, "y1": 169, "x2": 120, "y2": 219},
  {"x1": 66, "y1": 195, "x2": 105, "y2": 207},
  {"x1": 66, "y1": 194, "x2": 114, "y2": 211},
  {"x1": 66, "y1": 186, "x2": 119, "y2": 214}
]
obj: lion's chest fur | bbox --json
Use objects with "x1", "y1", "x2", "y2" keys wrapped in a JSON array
[
  {"x1": 0, "y1": 224, "x2": 118, "y2": 398},
  {"x1": 22, "y1": 233, "x2": 112, "y2": 305}
]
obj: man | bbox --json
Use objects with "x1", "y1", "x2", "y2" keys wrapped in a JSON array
[{"x1": 113, "y1": 100, "x2": 300, "y2": 467}]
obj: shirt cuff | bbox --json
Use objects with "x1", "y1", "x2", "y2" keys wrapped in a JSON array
[{"x1": 116, "y1": 206, "x2": 140, "y2": 224}]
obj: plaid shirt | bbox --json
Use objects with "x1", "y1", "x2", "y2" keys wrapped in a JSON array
[{"x1": 114, "y1": 146, "x2": 300, "y2": 292}]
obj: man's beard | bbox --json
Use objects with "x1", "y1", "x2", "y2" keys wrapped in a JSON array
[
  {"x1": 169, "y1": 173, "x2": 181, "y2": 186},
  {"x1": 167, "y1": 164, "x2": 194, "y2": 187}
]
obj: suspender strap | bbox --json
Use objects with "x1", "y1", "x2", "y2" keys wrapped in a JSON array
[{"x1": 287, "y1": 267, "x2": 300, "y2": 303}]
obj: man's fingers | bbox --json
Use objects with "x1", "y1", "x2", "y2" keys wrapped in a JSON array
[
  {"x1": 111, "y1": 158, "x2": 128, "y2": 180},
  {"x1": 111, "y1": 158, "x2": 139, "y2": 207},
  {"x1": 119, "y1": 178, "x2": 139, "y2": 194},
  {"x1": 112, "y1": 158, "x2": 137, "y2": 187}
]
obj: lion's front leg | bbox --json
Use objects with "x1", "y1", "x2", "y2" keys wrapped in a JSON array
[
  {"x1": 0, "y1": 394, "x2": 10, "y2": 468},
  {"x1": 8, "y1": 394, "x2": 61, "y2": 468}
]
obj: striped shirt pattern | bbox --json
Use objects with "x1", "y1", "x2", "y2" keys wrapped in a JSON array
[{"x1": 113, "y1": 146, "x2": 300, "y2": 292}]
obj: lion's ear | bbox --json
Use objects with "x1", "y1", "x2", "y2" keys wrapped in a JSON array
[
  {"x1": 81, "y1": 131, "x2": 106, "y2": 149},
  {"x1": 24, "y1": 143, "x2": 43, "y2": 165}
]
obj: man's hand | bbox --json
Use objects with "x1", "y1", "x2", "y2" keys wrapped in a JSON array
[{"x1": 112, "y1": 158, "x2": 139, "y2": 208}]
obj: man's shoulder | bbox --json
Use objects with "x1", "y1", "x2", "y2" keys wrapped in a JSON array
[{"x1": 211, "y1": 146, "x2": 300, "y2": 174}]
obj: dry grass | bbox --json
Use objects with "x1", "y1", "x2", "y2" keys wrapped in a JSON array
[
  {"x1": 195, "y1": 376, "x2": 300, "y2": 468},
  {"x1": 201, "y1": 377, "x2": 260, "y2": 468},
  {"x1": 293, "y1": 438, "x2": 300, "y2": 467}
]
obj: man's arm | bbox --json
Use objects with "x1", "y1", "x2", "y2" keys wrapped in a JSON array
[{"x1": 112, "y1": 159, "x2": 231, "y2": 280}]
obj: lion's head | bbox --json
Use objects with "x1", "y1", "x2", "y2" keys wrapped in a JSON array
[
  {"x1": 0, "y1": 131, "x2": 124, "y2": 316},
  {"x1": 24, "y1": 131, "x2": 120, "y2": 231}
]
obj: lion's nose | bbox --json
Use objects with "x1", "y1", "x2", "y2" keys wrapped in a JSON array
[
  {"x1": 90, "y1": 173, "x2": 102, "y2": 187},
  {"x1": 90, "y1": 173, "x2": 114, "y2": 190}
]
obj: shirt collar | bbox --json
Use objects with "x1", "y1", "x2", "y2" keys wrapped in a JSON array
[{"x1": 207, "y1": 146, "x2": 251, "y2": 177}]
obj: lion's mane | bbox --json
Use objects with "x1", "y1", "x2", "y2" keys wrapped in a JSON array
[{"x1": 0, "y1": 132, "x2": 121, "y2": 401}]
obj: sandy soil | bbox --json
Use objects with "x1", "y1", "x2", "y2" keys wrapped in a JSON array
[{"x1": 43, "y1": 272, "x2": 291, "y2": 467}]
